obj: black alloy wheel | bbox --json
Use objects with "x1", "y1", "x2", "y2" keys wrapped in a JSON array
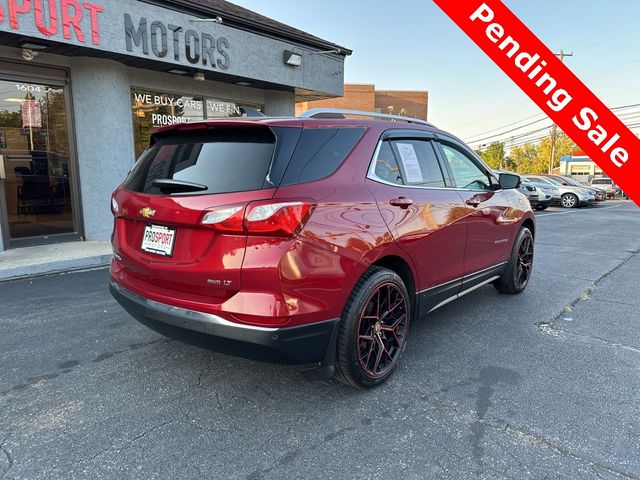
[
  {"x1": 335, "y1": 268, "x2": 410, "y2": 388},
  {"x1": 494, "y1": 227, "x2": 534, "y2": 294}
]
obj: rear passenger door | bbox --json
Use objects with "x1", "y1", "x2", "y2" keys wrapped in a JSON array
[
  {"x1": 366, "y1": 131, "x2": 468, "y2": 312},
  {"x1": 434, "y1": 138, "x2": 514, "y2": 283}
]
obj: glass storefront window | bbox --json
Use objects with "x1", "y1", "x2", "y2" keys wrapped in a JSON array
[
  {"x1": 131, "y1": 88, "x2": 264, "y2": 158},
  {"x1": 0, "y1": 79, "x2": 76, "y2": 240},
  {"x1": 132, "y1": 89, "x2": 205, "y2": 158}
]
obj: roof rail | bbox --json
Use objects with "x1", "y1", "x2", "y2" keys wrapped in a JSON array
[{"x1": 298, "y1": 108, "x2": 435, "y2": 127}]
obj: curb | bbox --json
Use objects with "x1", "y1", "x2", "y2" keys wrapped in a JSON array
[{"x1": 0, "y1": 254, "x2": 113, "y2": 283}]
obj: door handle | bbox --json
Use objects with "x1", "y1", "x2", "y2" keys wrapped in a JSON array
[
  {"x1": 389, "y1": 197, "x2": 414, "y2": 208},
  {"x1": 465, "y1": 198, "x2": 481, "y2": 207}
]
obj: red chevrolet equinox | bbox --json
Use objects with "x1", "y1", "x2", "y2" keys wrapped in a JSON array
[{"x1": 110, "y1": 109, "x2": 535, "y2": 388}]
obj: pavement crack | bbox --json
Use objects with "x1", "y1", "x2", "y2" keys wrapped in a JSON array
[
  {"x1": 0, "y1": 339, "x2": 172, "y2": 398},
  {"x1": 551, "y1": 328, "x2": 640, "y2": 354},
  {"x1": 61, "y1": 420, "x2": 174, "y2": 469},
  {"x1": 412, "y1": 389, "x2": 640, "y2": 479},
  {"x1": 0, "y1": 437, "x2": 13, "y2": 479},
  {"x1": 537, "y1": 250, "x2": 639, "y2": 335},
  {"x1": 590, "y1": 298, "x2": 636, "y2": 307}
]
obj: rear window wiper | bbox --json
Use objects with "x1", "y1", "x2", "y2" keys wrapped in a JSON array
[{"x1": 152, "y1": 179, "x2": 208, "y2": 194}]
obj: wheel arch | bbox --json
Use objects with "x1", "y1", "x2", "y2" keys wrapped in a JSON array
[
  {"x1": 371, "y1": 255, "x2": 417, "y2": 315},
  {"x1": 521, "y1": 217, "x2": 535, "y2": 239}
]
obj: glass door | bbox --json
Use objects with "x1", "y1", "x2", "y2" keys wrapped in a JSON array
[{"x1": 0, "y1": 78, "x2": 78, "y2": 244}]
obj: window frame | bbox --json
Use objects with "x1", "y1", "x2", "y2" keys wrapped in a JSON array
[{"x1": 367, "y1": 130, "x2": 454, "y2": 190}]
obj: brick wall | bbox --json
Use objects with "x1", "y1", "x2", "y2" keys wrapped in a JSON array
[
  {"x1": 374, "y1": 91, "x2": 428, "y2": 120},
  {"x1": 295, "y1": 84, "x2": 375, "y2": 116},
  {"x1": 296, "y1": 84, "x2": 429, "y2": 120}
]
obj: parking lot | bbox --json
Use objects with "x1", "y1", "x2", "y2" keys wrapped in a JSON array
[{"x1": 1, "y1": 200, "x2": 639, "y2": 480}]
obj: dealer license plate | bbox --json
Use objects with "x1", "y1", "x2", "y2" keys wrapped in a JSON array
[{"x1": 141, "y1": 224, "x2": 176, "y2": 257}]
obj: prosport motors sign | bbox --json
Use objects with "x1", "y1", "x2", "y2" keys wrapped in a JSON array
[
  {"x1": 0, "y1": 0, "x2": 344, "y2": 95},
  {"x1": 0, "y1": 0, "x2": 230, "y2": 68},
  {"x1": 433, "y1": 0, "x2": 640, "y2": 205}
]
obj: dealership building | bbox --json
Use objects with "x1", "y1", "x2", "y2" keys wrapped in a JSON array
[
  {"x1": 0, "y1": 0, "x2": 349, "y2": 251},
  {"x1": 556, "y1": 151, "x2": 605, "y2": 184}
]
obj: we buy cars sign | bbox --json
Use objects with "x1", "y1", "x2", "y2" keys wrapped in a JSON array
[{"x1": 433, "y1": 0, "x2": 640, "y2": 204}]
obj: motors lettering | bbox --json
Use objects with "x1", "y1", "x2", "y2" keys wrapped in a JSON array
[
  {"x1": 125, "y1": 14, "x2": 230, "y2": 70},
  {"x1": 0, "y1": 0, "x2": 104, "y2": 45}
]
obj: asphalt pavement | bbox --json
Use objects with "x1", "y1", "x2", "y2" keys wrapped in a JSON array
[{"x1": 1, "y1": 200, "x2": 639, "y2": 480}]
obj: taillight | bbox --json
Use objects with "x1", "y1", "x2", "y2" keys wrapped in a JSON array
[
  {"x1": 201, "y1": 201, "x2": 315, "y2": 237},
  {"x1": 245, "y1": 201, "x2": 315, "y2": 236},
  {"x1": 201, "y1": 205, "x2": 245, "y2": 233},
  {"x1": 111, "y1": 196, "x2": 119, "y2": 215}
]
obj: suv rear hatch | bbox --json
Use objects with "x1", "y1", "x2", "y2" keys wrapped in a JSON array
[
  {"x1": 112, "y1": 123, "x2": 297, "y2": 304},
  {"x1": 111, "y1": 120, "x2": 367, "y2": 309}
]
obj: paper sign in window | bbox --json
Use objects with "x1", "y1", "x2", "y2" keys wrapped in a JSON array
[{"x1": 396, "y1": 143, "x2": 424, "y2": 183}]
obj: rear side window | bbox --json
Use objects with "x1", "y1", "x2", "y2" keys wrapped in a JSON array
[
  {"x1": 280, "y1": 128, "x2": 366, "y2": 186},
  {"x1": 371, "y1": 139, "x2": 446, "y2": 188},
  {"x1": 374, "y1": 141, "x2": 403, "y2": 185},
  {"x1": 390, "y1": 140, "x2": 445, "y2": 187},
  {"x1": 123, "y1": 127, "x2": 276, "y2": 195}
]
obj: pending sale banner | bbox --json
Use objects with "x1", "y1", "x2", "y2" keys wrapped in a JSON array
[{"x1": 433, "y1": 0, "x2": 640, "y2": 204}]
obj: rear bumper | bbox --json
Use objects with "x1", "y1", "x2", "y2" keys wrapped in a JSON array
[{"x1": 110, "y1": 281, "x2": 339, "y2": 365}]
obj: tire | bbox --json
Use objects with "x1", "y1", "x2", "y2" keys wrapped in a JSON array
[
  {"x1": 493, "y1": 227, "x2": 534, "y2": 294},
  {"x1": 561, "y1": 193, "x2": 578, "y2": 208},
  {"x1": 536, "y1": 205, "x2": 548, "y2": 211},
  {"x1": 334, "y1": 267, "x2": 411, "y2": 388}
]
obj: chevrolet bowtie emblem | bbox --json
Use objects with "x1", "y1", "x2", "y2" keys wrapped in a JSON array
[{"x1": 139, "y1": 207, "x2": 156, "y2": 218}]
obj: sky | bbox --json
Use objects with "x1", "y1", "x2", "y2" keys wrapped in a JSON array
[{"x1": 231, "y1": 0, "x2": 640, "y2": 150}]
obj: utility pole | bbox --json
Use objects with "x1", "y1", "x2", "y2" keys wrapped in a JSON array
[{"x1": 549, "y1": 50, "x2": 573, "y2": 174}]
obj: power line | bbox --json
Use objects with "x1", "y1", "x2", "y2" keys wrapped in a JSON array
[
  {"x1": 465, "y1": 102, "x2": 640, "y2": 146},
  {"x1": 465, "y1": 115, "x2": 547, "y2": 143}
]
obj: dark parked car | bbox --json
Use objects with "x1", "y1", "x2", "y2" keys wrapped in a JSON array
[{"x1": 110, "y1": 109, "x2": 536, "y2": 388}]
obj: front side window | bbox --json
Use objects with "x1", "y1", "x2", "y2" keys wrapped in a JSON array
[{"x1": 440, "y1": 143, "x2": 492, "y2": 191}]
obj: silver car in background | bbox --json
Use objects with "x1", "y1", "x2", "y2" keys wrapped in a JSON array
[
  {"x1": 526, "y1": 180, "x2": 560, "y2": 209},
  {"x1": 590, "y1": 177, "x2": 617, "y2": 198},
  {"x1": 547, "y1": 175, "x2": 607, "y2": 201},
  {"x1": 525, "y1": 175, "x2": 595, "y2": 208},
  {"x1": 495, "y1": 170, "x2": 540, "y2": 209}
]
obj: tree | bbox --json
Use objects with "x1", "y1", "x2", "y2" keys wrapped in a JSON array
[
  {"x1": 478, "y1": 141, "x2": 505, "y2": 169},
  {"x1": 537, "y1": 132, "x2": 578, "y2": 172},
  {"x1": 510, "y1": 143, "x2": 540, "y2": 173}
]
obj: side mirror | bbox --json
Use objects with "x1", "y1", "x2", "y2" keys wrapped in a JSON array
[{"x1": 499, "y1": 173, "x2": 520, "y2": 189}]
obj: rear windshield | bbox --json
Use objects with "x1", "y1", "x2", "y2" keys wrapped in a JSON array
[
  {"x1": 123, "y1": 127, "x2": 276, "y2": 195},
  {"x1": 123, "y1": 125, "x2": 366, "y2": 195},
  {"x1": 591, "y1": 179, "x2": 612, "y2": 185}
]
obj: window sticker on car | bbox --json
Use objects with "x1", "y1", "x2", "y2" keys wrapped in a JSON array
[{"x1": 395, "y1": 143, "x2": 424, "y2": 184}]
